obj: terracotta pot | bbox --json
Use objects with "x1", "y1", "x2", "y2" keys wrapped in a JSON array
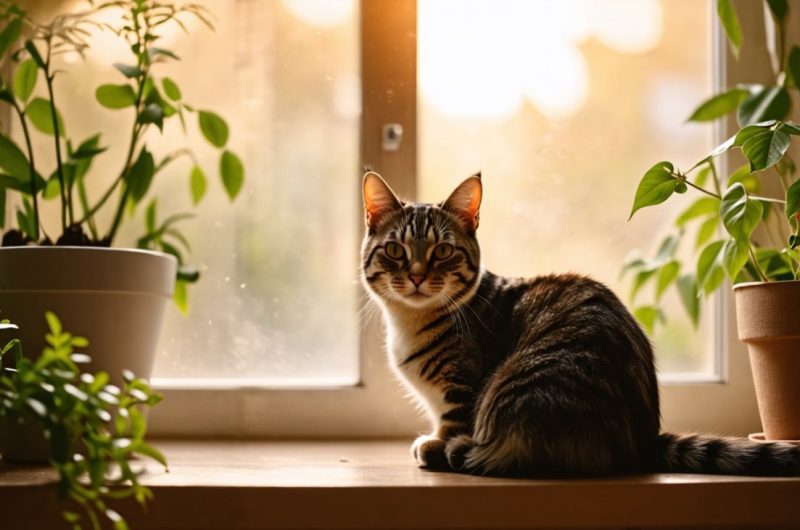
[
  {"x1": 0, "y1": 247, "x2": 176, "y2": 462},
  {"x1": 734, "y1": 280, "x2": 800, "y2": 441}
]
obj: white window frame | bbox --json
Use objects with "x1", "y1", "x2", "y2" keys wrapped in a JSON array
[{"x1": 13, "y1": 0, "x2": 776, "y2": 438}]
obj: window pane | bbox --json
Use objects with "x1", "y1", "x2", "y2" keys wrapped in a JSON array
[
  {"x1": 18, "y1": 0, "x2": 361, "y2": 385},
  {"x1": 419, "y1": 0, "x2": 714, "y2": 374}
]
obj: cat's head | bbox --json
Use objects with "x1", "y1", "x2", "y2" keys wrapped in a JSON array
[{"x1": 360, "y1": 172, "x2": 482, "y2": 309}]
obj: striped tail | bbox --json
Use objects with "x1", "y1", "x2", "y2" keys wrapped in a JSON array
[{"x1": 655, "y1": 433, "x2": 800, "y2": 476}]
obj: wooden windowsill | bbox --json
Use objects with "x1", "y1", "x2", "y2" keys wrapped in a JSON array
[{"x1": 1, "y1": 440, "x2": 799, "y2": 530}]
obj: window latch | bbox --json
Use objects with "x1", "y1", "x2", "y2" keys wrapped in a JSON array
[{"x1": 382, "y1": 123, "x2": 403, "y2": 152}]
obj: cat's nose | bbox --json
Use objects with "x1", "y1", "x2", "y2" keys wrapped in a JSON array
[{"x1": 409, "y1": 274, "x2": 426, "y2": 287}]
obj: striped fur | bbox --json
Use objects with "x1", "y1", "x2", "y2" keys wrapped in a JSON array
[{"x1": 361, "y1": 172, "x2": 800, "y2": 477}]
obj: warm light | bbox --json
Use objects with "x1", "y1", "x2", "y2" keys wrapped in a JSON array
[
  {"x1": 589, "y1": 0, "x2": 663, "y2": 54},
  {"x1": 281, "y1": 0, "x2": 354, "y2": 28},
  {"x1": 523, "y1": 44, "x2": 588, "y2": 119},
  {"x1": 419, "y1": 0, "x2": 663, "y2": 121}
]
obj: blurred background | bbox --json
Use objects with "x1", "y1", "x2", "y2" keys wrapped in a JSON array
[{"x1": 11, "y1": 0, "x2": 715, "y2": 384}]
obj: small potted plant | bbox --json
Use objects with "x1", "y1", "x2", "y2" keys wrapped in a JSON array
[
  {"x1": 0, "y1": 1, "x2": 244, "y2": 386},
  {"x1": 0, "y1": 313, "x2": 167, "y2": 529},
  {"x1": 625, "y1": 0, "x2": 800, "y2": 442}
]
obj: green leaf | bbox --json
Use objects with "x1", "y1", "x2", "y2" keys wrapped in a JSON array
[
  {"x1": 145, "y1": 199, "x2": 157, "y2": 233},
  {"x1": 756, "y1": 248, "x2": 795, "y2": 280},
  {"x1": 741, "y1": 126, "x2": 791, "y2": 171},
  {"x1": 631, "y1": 268, "x2": 657, "y2": 302},
  {"x1": 766, "y1": 0, "x2": 789, "y2": 21},
  {"x1": 161, "y1": 240, "x2": 183, "y2": 263},
  {"x1": 710, "y1": 135, "x2": 736, "y2": 157},
  {"x1": 126, "y1": 148, "x2": 155, "y2": 203},
  {"x1": 717, "y1": 0, "x2": 742, "y2": 58},
  {"x1": 190, "y1": 165, "x2": 206, "y2": 205},
  {"x1": 45, "y1": 311, "x2": 62, "y2": 335},
  {"x1": 26, "y1": 97, "x2": 65, "y2": 136},
  {"x1": 788, "y1": 47, "x2": 800, "y2": 89},
  {"x1": 733, "y1": 121, "x2": 776, "y2": 146},
  {"x1": 0, "y1": 133, "x2": 31, "y2": 183},
  {"x1": 132, "y1": 440, "x2": 168, "y2": 469},
  {"x1": 655, "y1": 261, "x2": 680, "y2": 300},
  {"x1": 0, "y1": 188, "x2": 5, "y2": 229},
  {"x1": 654, "y1": 233, "x2": 680, "y2": 262},
  {"x1": 174, "y1": 279, "x2": 188, "y2": 314},
  {"x1": 113, "y1": 63, "x2": 142, "y2": 79},
  {"x1": 24, "y1": 40, "x2": 45, "y2": 68},
  {"x1": 162, "y1": 77, "x2": 181, "y2": 101},
  {"x1": 727, "y1": 163, "x2": 759, "y2": 193},
  {"x1": 43, "y1": 175, "x2": 60, "y2": 199},
  {"x1": 13, "y1": 58, "x2": 37, "y2": 102},
  {"x1": 150, "y1": 47, "x2": 180, "y2": 61},
  {"x1": 676, "y1": 274, "x2": 700, "y2": 327},
  {"x1": 220, "y1": 150, "x2": 244, "y2": 200},
  {"x1": 95, "y1": 84, "x2": 136, "y2": 109},
  {"x1": 720, "y1": 183, "x2": 763, "y2": 242},
  {"x1": 0, "y1": 17, "x2": 22, "y2": 57},
  {"x1": 694, "y1": 165, "x2": 711, "y2": 187},
  {"x1": 687, "y1": 88, "x2": 747, "y2": 122},
  {"x1": 737, "y1": 86, "x2": 791, "y2": 127},
  {"x1": 633, "y1": 306, "x2": 663, "y2": 335},
  {"x1": 198, "y1": 110, "x2": 229, "y2": 147},
  {"x1": 697, "y1": 240, "x2": 726, "y2": 295},
  {"x1": 785, "y1": 178, "x2": 800, "y2": 221},
  {"x1": 676, "y1": 197, "x2": 719, "y2": 227},
  {"x1": 177, "y1": 265, "x2": 200, "y2": 283},
  {"x1": 16, "y1": 198, "x2": 35, "y2": 239},
  {"x1": 72, "y1": 134, "x2": 107, "y2": 160},
  {"x1": 138, "y1": 103, "x2": 164, "y2": 131},
  {"x1": 629, "y1": 161, "x2": 677, "y2": 219},
  {"x1": 721, "y1": 238, "x2": 749, "y2": 280}
]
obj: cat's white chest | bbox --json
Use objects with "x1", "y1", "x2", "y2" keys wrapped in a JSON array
[{"x1": 384, "y1": 311, "x2": 448, "y2": 429}]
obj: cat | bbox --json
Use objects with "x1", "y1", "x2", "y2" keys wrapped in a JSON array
[{"x1": 360, "y1": 171, "x2": 800, "y2": 476}]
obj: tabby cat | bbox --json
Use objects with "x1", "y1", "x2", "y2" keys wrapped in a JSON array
[{"x1": 360, "y1": 171, "x2": 800, "y2": 476}]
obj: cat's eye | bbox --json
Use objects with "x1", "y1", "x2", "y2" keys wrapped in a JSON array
[
  {"x1": 433, "y1": 243, "x2": 454, "y2": 260},
  {"x1": 385, "y1": 242, "x2": 405, "y2": 259}
]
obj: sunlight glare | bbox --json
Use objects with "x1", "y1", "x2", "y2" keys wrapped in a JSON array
[
  {"x1": 281, "y1": 0, "x2": 354, "y2": 28},
  {"x1": 419, "y1": 0, "x2": 663, "y2": 121},
  {"x1": 589, "y1": 0, "x2": 663, "y2": 54}
]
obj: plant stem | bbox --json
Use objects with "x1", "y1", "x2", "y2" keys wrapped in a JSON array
[
  {"x1": 773, "y1": 166, "x2": 790, "y2": 196},
  {"x1": 751, "y1": 195, "x2": 786, "y2": 204},
  {"x1": 76, "y1": 176, "x2": 98, "y2": 240},
  {"x1": 11, "y1": 102, "x2": 40, "y2": 241},
  {"x1": 104, "y1": 7, "x2": 149, "y2": 244},
  {"x1": 678, "y1": 176, "x2": 722, "y2": 199},
  {"x1": 707, "y1": 159, "x2": 723, "y2": 197},
  {"x1": 748, "y1": 245, "x2": 769, "y2": 282},
  {"x1": 43, "y1": 38, "x2": 70, "y2": 231}
]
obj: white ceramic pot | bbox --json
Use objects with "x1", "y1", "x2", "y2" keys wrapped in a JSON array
[{"x1": 0, "y1": 246, "x2": 176, "y2": 461}]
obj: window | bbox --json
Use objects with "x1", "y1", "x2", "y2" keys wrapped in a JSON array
[
  {"x1": 418, "y1": 0, "x2": 715, "y2": 376},
  {"x1": 15, "y1": 0, "x2": 770, "y2": 437}
]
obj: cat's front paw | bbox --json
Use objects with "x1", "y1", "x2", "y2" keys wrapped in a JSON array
[
  {"x1": 411, "y1": 434, "x2": 448, "y2": 469},
  {"x1": 445, "y1": 434, "x2": 474, "y2": 471}
]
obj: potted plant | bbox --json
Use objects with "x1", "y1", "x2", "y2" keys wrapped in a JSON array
[
  {"x1": 0, "y1": 0, "x2": 243, "y2": 407},
  {"x1": 0, "y1": 313, "x2": 166, "y2": 529},
  {"x1": 625, "y1": 0, "x2": 800, "y2": 442}
]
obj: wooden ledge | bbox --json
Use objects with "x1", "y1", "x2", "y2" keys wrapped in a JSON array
[{"x1": 1, "y1": 440, "x2": 799, "y2": 530}]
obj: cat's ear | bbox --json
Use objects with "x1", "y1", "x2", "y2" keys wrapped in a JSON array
[
  {"x1": 363, "y1": 171, "x2": 402, "y2": 231},
  {"x1": 442, "y1": 173, "x2": 482, "y2": 233}
]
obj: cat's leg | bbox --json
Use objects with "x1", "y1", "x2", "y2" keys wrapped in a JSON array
[
  {"x1": 411, "y1": 434, "x2": 448, "y2": 469},
  {"x1": 414, "y1": 382, "x2": 476, "y2": 470}
]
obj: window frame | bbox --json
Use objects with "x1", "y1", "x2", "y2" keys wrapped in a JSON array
[{"x1": 11, "y1": 0, "x2": 768, "y2": 437}]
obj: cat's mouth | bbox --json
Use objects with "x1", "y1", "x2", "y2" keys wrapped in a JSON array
[{"x1": 406, "y1": 291, "x2": 430, "y2": 299}]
